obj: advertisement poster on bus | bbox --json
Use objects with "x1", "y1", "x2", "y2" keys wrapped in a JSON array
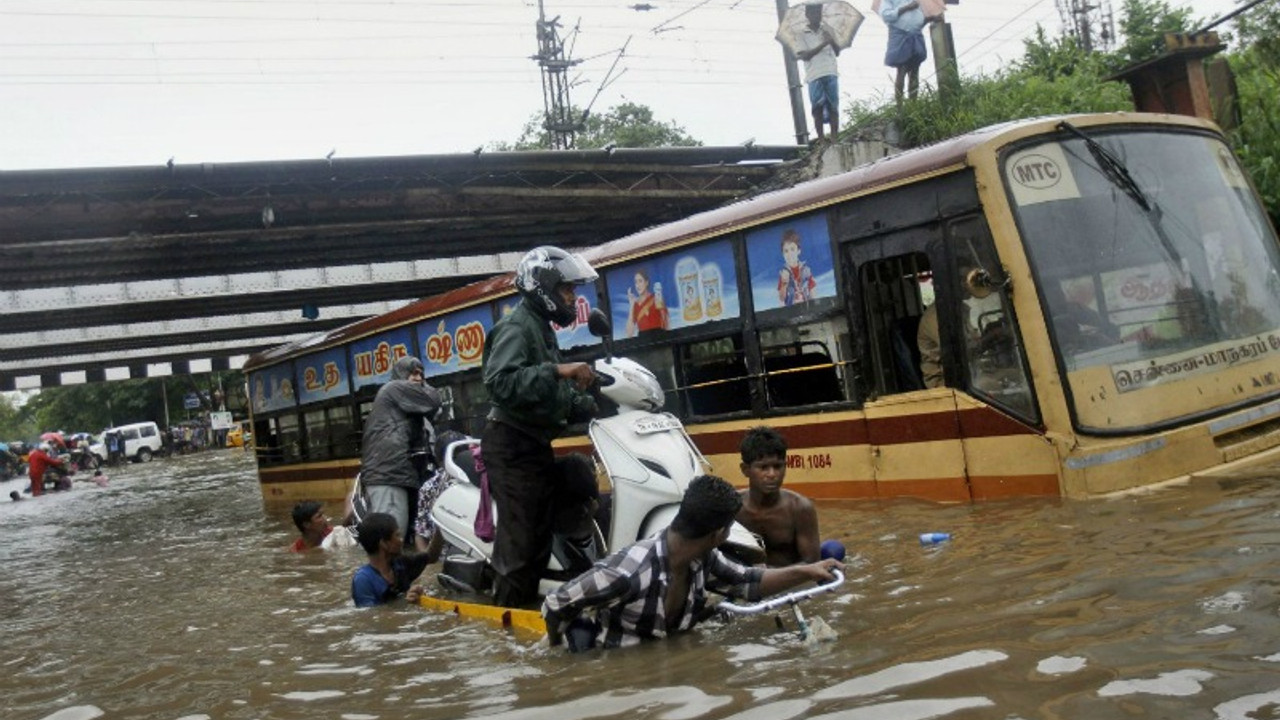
[
  {"x1": 415, "y1": 305, "x2": 493, "y2": 379},
  {"x1": 606, "y1": 239, "x2": 739, "y2": 338},
  {"x1": 496, "y1": 288, "x2": 602, "y2": 350},
  {"x1": 745, "y1": 213, "x2": 837, "y2": 312},
  {"x1": 250, "y1": 364, "x2": 296, "y2": 414},
  {"x1": 295, "y1": 347, "x2": 350, "y2": 405},
  {"x1": 349, "y1": 327, "x2": 412, "y2": 391}
]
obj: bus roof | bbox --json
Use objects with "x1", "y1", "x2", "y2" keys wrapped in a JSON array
[{"x1": 244, "y1": 112, "x2": 1214, "y2": 371}]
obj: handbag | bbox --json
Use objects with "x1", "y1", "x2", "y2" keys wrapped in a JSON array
[{"x1": 471, "y1": 444, "x2": 496, "y2": 542}]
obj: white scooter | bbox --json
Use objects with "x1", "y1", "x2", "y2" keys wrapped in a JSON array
[{"x1": 429, "y1": 309, "x2": 765, "y2": 599}]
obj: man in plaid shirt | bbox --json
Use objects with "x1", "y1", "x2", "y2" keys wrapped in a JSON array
[{"x1": 542, "y1": 475, "x2": 843, "y2": 650}]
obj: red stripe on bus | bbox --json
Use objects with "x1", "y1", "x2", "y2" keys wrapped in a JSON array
[
  {"x1": 694, "y1": 420, "x2": 870, "y2": 455},
  {"x1": 260, "y1": 463, "x2": 359, "y2": 484},
  {"x1": 958, "y1": 408, "x2": 1044, "y2": 438},
  {"x1": 798, "y1": 474, "x2": 1059, "y2": 501},
  {"x1": 969, "y1": 474, "x2": 1060, "y2": 499},
  {"x1": 867, "y1": 412, "x2": 961, "y2": 444},
  {"x1": 691, "y1": 407, "x2": 1039, "y2": 455}
]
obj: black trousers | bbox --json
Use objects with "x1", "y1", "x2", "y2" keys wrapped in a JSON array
[{"x1": 483, "y1": 421, "x2": 561, "y2": 608}]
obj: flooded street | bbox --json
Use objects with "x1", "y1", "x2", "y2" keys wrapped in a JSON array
[{"x1": 2, "y1": 450, "x2": 1279, "y2": 720}]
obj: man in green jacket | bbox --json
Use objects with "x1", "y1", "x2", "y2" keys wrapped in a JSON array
[{"x1": 483, "y1": 246, "x2": 599, "y2": 607}]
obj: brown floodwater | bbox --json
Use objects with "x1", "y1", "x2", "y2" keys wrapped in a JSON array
[{"x1": 3, "y1": 450, "x2": 1280, "y2": 720}]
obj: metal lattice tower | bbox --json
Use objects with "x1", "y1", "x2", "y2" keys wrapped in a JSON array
[
  {"x1": 1057, "y1": 0, "x2": 1116, "y2": 53},
  {"x1": 533, "y1": 0, "x2": 584, "y2": 150}
]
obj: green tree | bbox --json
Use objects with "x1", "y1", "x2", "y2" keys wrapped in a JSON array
[
  {"x1": 0, "y1": 392, "x2": 37, "y2": 442},
  {"x1": 845, "y1": 32, "x2": 1131, "y2": 148},
  {"x1": 1020, "y1": 26, "x2": 1091, "y2": 81},
  {"x1": 1114, "y1": 0, "x2": 1195, "y2": 66},
  {"x1": 1233, "y1": 1, "x2": 1280, "y2": 69},
  {"x1": 1221, "y1": 3, "x2": 1280, "y2": 226},
  {"x1": 18, "y1": 371, "x2": 246, "y2": 435},
  {"x1": 501, "y1": 102, "x2": 701, "y2": 150}
]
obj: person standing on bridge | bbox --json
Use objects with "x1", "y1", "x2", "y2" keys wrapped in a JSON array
[
  {"x1": 359, "y1": 355, "x2": 442, "y2": 545},
  {"x1": 793, "y1": 2, "x2": 842, "y2": 142},
  {"x1": 482, "y1": 246, "x2": 599, "y2": 608},
  {"x1": 879, "y1": 0, "x2": 929, "y2": 105}
]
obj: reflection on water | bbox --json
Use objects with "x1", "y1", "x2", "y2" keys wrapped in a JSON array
[{"x1": 2, "y1": 451, "x2": 1279, "y2": 720}]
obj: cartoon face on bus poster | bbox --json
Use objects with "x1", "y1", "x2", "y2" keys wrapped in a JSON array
[
  {"x1": 415, "y1": 305, "x2": 493, "y2": 379},
  {"x1": 745, "y1": 213, "x2": 837, "y2": 312},
  {"x1": 496, "y1": 287, "x2": 602, "y2": 350},
  {"x1": 250, "y1": 364, "x2": 297, "y2": 414},
  {"x1": 295, "y1": 347, "x2": 349, "y2": 405},
  {"x1": 605, "y1": 239, "x2": 739, "y2": 339},
  {"x1": 348, "y1": 327, "x2": 413, "y2": 391}
]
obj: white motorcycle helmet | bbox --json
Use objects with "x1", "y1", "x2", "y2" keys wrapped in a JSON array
[{"x1": 515, "y1": 246, "x2": 598, "y2": 326}]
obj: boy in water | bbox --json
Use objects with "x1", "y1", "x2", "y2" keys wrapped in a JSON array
[
  {"x1": 288, "y1": 500, "x2": 333, "y2": 552},
  {"x1": 736, "y1": 426, "x2": 820, "y2": 566},
  {"x1": 351, "y1": 512, "x2": 432, "y2": 607}
]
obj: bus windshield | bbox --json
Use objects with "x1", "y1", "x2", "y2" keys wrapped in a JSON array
[{"x1": 1005, "y1": 127, "x2": 1280, "y2": 431}]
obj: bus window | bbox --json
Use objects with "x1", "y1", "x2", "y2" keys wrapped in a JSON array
[
  {"x1": 252, "y1": 418, "x2": 277, "y2": 465},
  {"x1": 444, "y1": 375, "x2": 489, "y2": 438},
  {"x1": 680, "y1": 335, "x2": 751, "y2": 417},
  {"x1": 303, "y1": 408, "x2": 328, "y2": 460},
  {"x1": 329, "y1": 405, "x2": 357, "y2": 458},
  {"x1": 948, "y1": 219, "x2": 1037, "y2": 419},
  {"x1": 277, "y1": 413, "x2": 302, "y2": 463},
  {"x1": 759, "y1": 317, "x2": 851, "y2": 408},
  {"x1": 630, "y1": 345, "x2": 678, "y2": 408},
  {"x1": 858, "y1": 252, "x2": 932, "y2": 396}
]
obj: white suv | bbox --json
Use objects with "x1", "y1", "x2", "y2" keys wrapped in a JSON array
[{"x1": 104, "y1": 421, "x2": 164, "y2": 462}]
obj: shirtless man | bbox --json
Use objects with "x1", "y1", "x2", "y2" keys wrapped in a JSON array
[{"x1": 736, "y1": 426, "x2": 820, "y2": 566}]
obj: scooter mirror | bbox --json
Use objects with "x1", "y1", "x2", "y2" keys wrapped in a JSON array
[
  {"x1": 587, "y1": 308, "x2": 611, "y2": 338},
  {"x1": 587, "y1": 307, "x2": 615, "y2": 360}
]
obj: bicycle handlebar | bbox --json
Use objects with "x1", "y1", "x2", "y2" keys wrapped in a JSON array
[{"x1": 717, "y1": 569, "x2": 844, "y2": 616}]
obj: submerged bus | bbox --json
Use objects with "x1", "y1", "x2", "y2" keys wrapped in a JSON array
[{"x1": 244, "y1": 113, "x2": 1280, "y2": 509}]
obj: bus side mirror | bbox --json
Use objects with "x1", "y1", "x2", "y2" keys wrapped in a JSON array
[
  {"x1": 587, "y1": 308, "x2": 611, "y2": 338},
  {"x1": 587, "y1": 308, "x2": 615, "y2": 359}
]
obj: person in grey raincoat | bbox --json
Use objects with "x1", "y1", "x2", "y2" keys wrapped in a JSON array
[
  {"x1": 360, "y1": 355, "x2": 442, "y2": 542},
  {"x1": 483, "y1": 246, "x2": 599, "y2": 608}
]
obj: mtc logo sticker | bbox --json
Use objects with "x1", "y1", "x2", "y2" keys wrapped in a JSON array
[{"x1": 1006, "y1": 143, "x2": 1080, "y2": 206}]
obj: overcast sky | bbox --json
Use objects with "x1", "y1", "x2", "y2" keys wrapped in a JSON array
[{"x1": 0, "y1": 0, "x2": 1245, "y2": 170}]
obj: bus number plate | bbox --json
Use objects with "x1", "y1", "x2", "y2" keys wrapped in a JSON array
[{"x1": 633, "y1": 415, "x2": 681, "y2": 435}]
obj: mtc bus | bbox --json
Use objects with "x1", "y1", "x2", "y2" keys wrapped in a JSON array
[{"x1": 244, "y1": 113, "x2": 1280, "y2": 509}]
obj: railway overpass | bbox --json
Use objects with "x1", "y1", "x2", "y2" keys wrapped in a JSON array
[{"x1": 0, "y1": 145, "x2": 801, "y2": 391}]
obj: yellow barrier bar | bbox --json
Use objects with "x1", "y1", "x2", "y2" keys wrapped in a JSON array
[{"x1": 418, "y1": 594, "x2": 548, "y2": 636}]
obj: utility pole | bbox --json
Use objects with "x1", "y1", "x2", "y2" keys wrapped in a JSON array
[
  {"x1": 533, "y1": 0, "x2": 584, "y2": 150},
  {"x1": 1057, "y1": 0, "x2": 1115, "y2": 53},
  {"x1": 930, "y1": 19, "x2": 960, "y2": 104},
  {"x1": 775, "y1": 0, "x2": 810, "y2": 146}
]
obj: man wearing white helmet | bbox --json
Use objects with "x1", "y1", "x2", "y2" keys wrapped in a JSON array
[
  {"x1": 482, "y1": 246, "x2": 599, "y2": 607},
  {"x1": 27, "y1": 441, "x2": 69, "y2": 497}
]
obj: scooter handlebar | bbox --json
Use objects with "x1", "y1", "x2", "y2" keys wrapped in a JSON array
[{"x1": 716, "y1": 569, "x2": 844, "y2": 617}]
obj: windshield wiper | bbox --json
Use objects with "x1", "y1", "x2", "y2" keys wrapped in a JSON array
[
  {"x1": 1057, "y1": 121, "x2": 1151, "y2": 212},
  {"x1": 1056, "y1": 121, "x2": 1223, "y2": 338}
]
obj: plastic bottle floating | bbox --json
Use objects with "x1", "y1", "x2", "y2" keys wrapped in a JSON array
[{"x1": 919, "y1": 532, "x2": 951, "y2": 546}]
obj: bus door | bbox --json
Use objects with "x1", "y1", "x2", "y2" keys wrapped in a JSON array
[
  {"x1": 844, "y1": 224, "x2": 971, "y2": 501},
  {"x1": 943, "y1": 216, "x2": 1059, "y2": 498}
]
